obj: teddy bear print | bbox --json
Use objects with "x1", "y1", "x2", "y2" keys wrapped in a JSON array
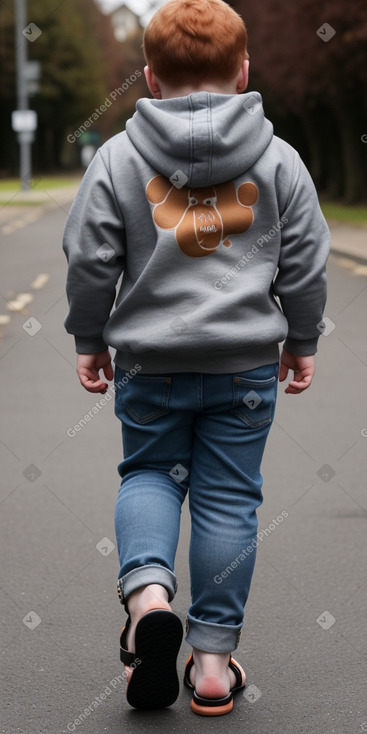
[{"x1": 146, "y1": 174, "x2": 259, "y2": 258}]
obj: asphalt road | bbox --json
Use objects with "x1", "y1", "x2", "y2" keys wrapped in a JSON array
[{"x1": 1, "y1": 196, "x2": 367, "y2": 734}]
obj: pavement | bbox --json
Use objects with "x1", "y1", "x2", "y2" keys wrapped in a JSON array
[{"x1": 1, "y1": 183, "x2": 367, "y2": 734}]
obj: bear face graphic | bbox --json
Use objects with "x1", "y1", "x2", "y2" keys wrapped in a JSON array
[{"x1": 146, "y1": 175, "x2": 259, "y2": 258}]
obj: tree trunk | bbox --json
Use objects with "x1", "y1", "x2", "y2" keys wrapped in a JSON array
[
  {"x1": 301, "y1": 107, "x2": 325, "y2": 189},
  {"x1": 332, "y1": 101, "x2": 367, "y2": 204},
  {"x1": 320, "y1": 106, "x2": 343, "y2": 200}
]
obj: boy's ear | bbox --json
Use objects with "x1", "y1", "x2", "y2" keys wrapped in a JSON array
[
  {"x1": 144, "y1": 66, "x2": 162, "y2": 99},
  {"x1": 236, "y1": 59, "x2": 249, "y2": 94}
]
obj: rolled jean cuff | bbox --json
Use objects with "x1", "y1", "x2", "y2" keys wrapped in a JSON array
[
  {"x1": 185, "y1": 611, "x2": 242, "y2": 653},
  {"x1": 117, "y1": 564, "x2": 178, "y2": 610}
]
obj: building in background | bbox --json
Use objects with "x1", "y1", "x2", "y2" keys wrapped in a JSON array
[
  {"x1": 108, "y1": 0, "x2": 165, "y2": 38},
  {"x1": 110, "y1": 3, "x2": 141, "y2": 41}
]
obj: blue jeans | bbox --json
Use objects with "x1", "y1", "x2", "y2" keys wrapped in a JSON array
[{"x1": 114, "y1": 361, "x2": 279, "y2": 653}]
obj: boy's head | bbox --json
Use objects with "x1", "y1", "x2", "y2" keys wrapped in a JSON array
[{"x1": 143, "y1": 0, "x2": 249, "y2": 98}]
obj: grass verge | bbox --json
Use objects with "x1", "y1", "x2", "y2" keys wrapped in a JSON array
[
  {"x1": 321, "y1": 202, "x2": 367, "y2": 227},
  {"x1": 0, "y1": 175, "x2": 81, "y2": 192}
]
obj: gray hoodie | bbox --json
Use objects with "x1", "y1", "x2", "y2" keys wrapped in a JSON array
[{"x1": 63, "y1": 91, "x2": 330, "y2": 373}]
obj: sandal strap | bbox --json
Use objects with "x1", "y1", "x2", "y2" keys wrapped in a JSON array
[
  {"x1": 120, "y1": 646, "x2": 136, "y2": 666},
  {"x1": 185, "y1": 654, "x2": 244, "y2": 692},
  {"x1": 192, "y1": 690, "x2": 232, "y2": 707},
  {"x1": 184, "y1": 653, "x2": 194, "y2": 689},
  {"x1": 117, "y1": 581, "x2": 129, "y2": 615},
  {"x1": 120, "y1": 617, "x2": 136, "y2": 667},
  {"x1": 228, "y1": 658, "x2": 244, "y2": 689}
]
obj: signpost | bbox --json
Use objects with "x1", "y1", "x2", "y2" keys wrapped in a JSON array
[{"x1": 24, "y1": 60, "x2": 41, "y2": 95}]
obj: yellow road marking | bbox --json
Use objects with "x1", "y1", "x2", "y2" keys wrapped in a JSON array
[
  {"x1": 31, "y1": 273, "x2": 50, "y2": 289},
  {"x1": 0, "y1": 209, "x2": 43, "y2": 235},
  {"x1": 6, "y1": 293, "x2": 34, "y2": 311}
]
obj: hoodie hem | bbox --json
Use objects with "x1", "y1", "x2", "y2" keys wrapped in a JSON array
[{"x1": 114, "y1": 343, "x2": 280, "y2": 375}]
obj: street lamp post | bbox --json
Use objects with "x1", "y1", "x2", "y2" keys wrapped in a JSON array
[{"x1": 14, "y1": 0, "x2": 32, "y2": 191}]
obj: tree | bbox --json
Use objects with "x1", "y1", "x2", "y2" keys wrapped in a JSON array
[
  {"x1": 231, "y1": 0, "x2": 367, "y2": 202},
  {"x1": 0, "y1": 0, "x2": 131, "y2": 173}
]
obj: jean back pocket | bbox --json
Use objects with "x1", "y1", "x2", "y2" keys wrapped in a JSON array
[
  {"x1": 115, "y1": 367, "x2": 172, "y2": 425},
  {"x1": 231, "y1": 366, "x2": 278, "y2": 428}
]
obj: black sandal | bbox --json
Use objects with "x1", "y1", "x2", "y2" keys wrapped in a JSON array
[{"x1": 120, "y1": 609, "x2": 183, "y2": 710}]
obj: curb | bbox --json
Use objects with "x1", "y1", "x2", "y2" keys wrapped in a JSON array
[
  {"x1": 327, "y1": 220, "x2": 367, "y2": 265},
  {"x1": 329, "y1": 247, "x2": 367, "y2": 266}
]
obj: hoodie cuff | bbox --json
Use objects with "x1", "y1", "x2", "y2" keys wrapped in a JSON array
[
  {"x1": 74, "y1": 335, "x2": 108, "y2": 354},
  {"x1": 283, "y1": 336, "x2": 319, "y2": 356}
]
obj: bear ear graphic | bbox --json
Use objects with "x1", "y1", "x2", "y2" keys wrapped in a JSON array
[
  {"x1": 146, "y1": 175, "x2": 188, "y2": 230},
  {"x1": 238, "y1": 181, "x2": 259, "y2": 207},
  {"x1": 146, "y1": 175, "x2": 172, "y2": 204}
]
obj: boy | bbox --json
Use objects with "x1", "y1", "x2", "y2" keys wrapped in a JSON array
[{"x1": 63, "y1": 0, "x2": 330, "y2": 717}]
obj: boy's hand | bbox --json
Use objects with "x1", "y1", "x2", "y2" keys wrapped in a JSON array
[
  {"x1": 76, "y1": 351, "x2": 113, "y2": 394},
  {"x1": 279, "y1": 348, "x2": 315, "y2": 394}
]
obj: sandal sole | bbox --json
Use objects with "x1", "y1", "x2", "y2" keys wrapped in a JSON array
[
  {"x1": 126, "y1": 610, "x2": 183, "y2": 710},
  {"x1": 191, "y1": 697, "x2": 234, "y2": 716}
]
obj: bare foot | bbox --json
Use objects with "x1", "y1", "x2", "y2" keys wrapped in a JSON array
[
  {"x1": 189, "y1": 648, "x2": 245, "y2": 699},
  {"x1": 122, "y1": 584, "x2": 172, "y2": 686}
]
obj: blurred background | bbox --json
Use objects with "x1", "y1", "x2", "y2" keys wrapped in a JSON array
[
  {"x1": 1, "y1": 5, "x2": 367, "y2": 732},
  {"x1": 0, "y1": 0, "x2": 367, "y2": 203}
]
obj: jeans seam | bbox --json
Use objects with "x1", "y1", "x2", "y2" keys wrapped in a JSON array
[
  {"x1": 196, "y1": 374, "x2": 203, "y2": 410},
  {"x1": 125, "y1": 406, "x2": 170, "y2": 424},
  {"x1": 231, "y1": 408, "x2": 273, "y2": 427}
]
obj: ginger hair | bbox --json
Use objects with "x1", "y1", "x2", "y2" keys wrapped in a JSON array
[{"x1": 143, "y1": 0, "x2": 249, "y2": 87}]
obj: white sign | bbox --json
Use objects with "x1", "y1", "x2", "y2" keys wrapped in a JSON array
[{"x1": 11, "y1": 110, "x2": 38, "y2": 132}]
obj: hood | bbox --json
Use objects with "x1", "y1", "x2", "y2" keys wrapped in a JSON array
[{"x1": 125, "y1": 91, "x2": 274, "y2": 188}]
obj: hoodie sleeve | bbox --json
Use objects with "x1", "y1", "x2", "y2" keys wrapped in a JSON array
[
  {"x1": 272, "y1": 153, "x2": 330, "y2": 355},
  {"x1": 62, "y1": 150, "x2": 126, "y2": 354}
]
